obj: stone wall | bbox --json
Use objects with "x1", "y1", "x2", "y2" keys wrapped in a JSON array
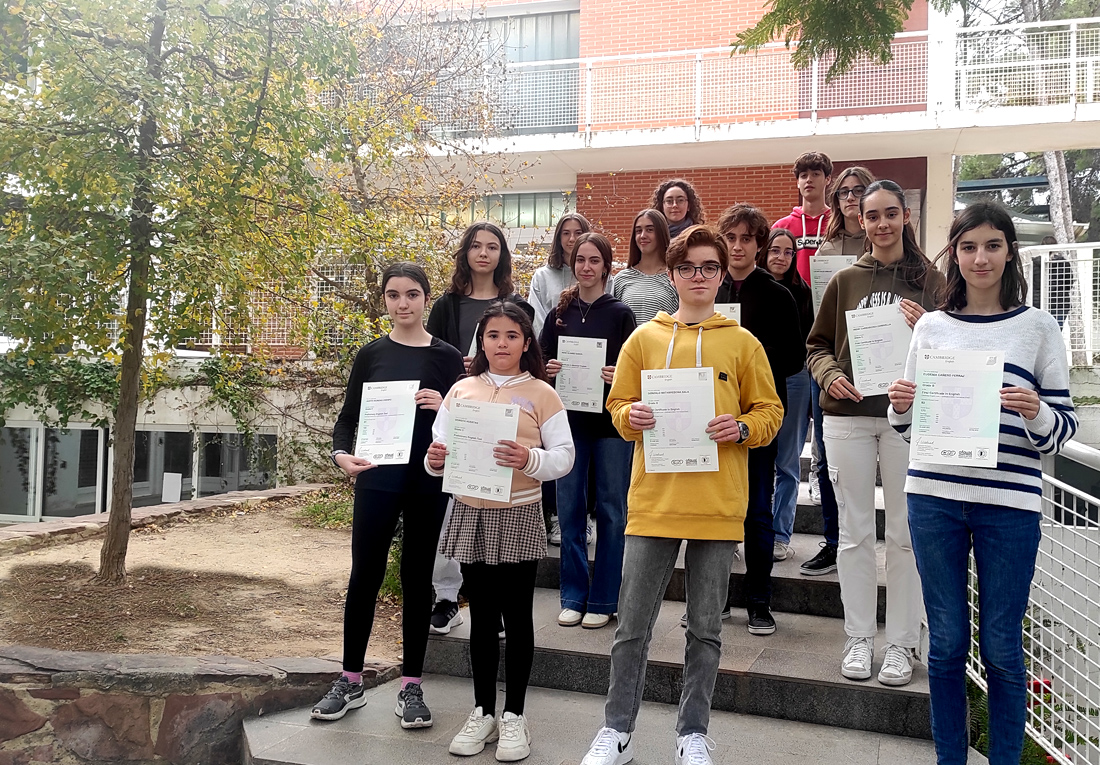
[{"x1": 0, "y1": 646, "x2": 399, "y2": 765}]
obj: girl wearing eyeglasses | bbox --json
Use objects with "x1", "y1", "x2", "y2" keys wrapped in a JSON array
[
  {"x1": 648, "y1": 178, "x2": 707, "y2": 239},
  {"x1": 758, "y1": 229, "x2": 816, "y2": 562},
  {"x1": 819, "y1": 167, "x2": 876, "y2": 257}
]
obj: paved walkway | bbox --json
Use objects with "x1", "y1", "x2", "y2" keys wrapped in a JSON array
[{"x1": 244, "y1": 674, "x2": 941, "y2": 765}]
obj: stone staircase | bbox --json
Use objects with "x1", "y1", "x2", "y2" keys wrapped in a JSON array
[{"x1": 242, "y1": 446, "x2": 949, "y2": 764}]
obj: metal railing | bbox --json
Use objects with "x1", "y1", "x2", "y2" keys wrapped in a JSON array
[
  {"x1": 1021, "y1": 243, "x2": 1100, "y2": 367},
  {"x1": 956, "y1": 17, "x2": 1100, "y2": 110},
  {"x1": 969, "y1": 442, "x2": 1100, "y2": 764}
]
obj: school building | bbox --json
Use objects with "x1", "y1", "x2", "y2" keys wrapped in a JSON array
[{"x1": 440, "y1": 0, "x2": 1100, "y2": 254}]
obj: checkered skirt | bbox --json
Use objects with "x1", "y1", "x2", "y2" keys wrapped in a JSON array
[{"x1": 438, "y1": 499, "x2": 546, "y2": 565}]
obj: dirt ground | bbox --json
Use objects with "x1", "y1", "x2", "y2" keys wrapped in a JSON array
[{"x1": 0, "y1": 495, "x2": 404, "y2": 663}]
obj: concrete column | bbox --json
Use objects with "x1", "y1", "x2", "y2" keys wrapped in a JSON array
[{"x1": 923, "y1": 153, "x2": 955, "y2": 255}]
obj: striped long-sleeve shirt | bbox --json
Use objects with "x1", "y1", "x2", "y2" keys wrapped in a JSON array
[{"x1": 888, "y1": 306, "x2": 1076, "y2": 512}]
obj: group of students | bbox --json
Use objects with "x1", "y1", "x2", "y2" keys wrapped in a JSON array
[{"x1": 313, "y1": 151, "x2": 1076, "y2": 765}]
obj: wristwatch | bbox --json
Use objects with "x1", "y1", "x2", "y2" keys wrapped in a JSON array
[
  {"x1": 736, "y1": 421, "x2": 750, "y2": 443},
  {"x1": 331, "y1": 449, "x2": 349, "y2": 466}
]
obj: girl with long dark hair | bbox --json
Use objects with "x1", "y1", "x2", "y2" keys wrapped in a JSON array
[
  {"x1": 539, "y1": 232, "x2": 636, "y2": 630},
  {"x1": 611, "y1": 209, "x2": 678, "y2": 324},
  {"x1": 649, "y1": 178, "x2": 706, "y2": 239},
  {"x1": 888, "y1": 202, "x2": 1075, "y2": 764},
  {"x1": 806, "y1": 180, "x2": 944, "y2": 688},
  {"x1": 819, "y1": 166, "x2": 876, "y2": 256},
  {"x1": 528, "y1": 212, "x2": 591, "y2": 335},
  {"x1": 427, "y1": 301, "x2": 575, "y2": 762},
  {"x1": 314, "y1": 262, "x2": 465, "y2": 728},
  {"x1": 424, "y1": 222, "x2": 534, "y2": 636}
]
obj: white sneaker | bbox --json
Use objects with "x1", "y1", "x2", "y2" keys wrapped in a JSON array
[
  {"x1": 549, "y1": 516, "x2": 562, "y2": 545},
  {"x1": 732, "y1": 541, "x2": 741, "y2": 561},
  {"x1": 841, "y1": 636, "x2": 874, "y2": 680},
  {"x1": 558, "y1": 608, "x2": 583, "y2": 627},
  {"x1": 582, "y1": 612, "x2": 611, "y2": 629},
  {"x1": 675, "y1": 732, "x2": 716, "y2": 765},
  {"x1": 449, "y1": 707, "x2": 498, "y2": 756},
  {"x1": 808, "y1": 474, "x2": 821, "y2": 505},
  {"x1": 580, "y1": 727, "x2": 633, "y2": 765},
  {"x1": 586, "y1": 519, "x2": 596, "y2": 546},
  {"x1": 773, "y1": 540, "x2": 794, "y2": 561},
  {"x1": 878, "y1": 644, "x2": 915, "y2": 686},
  {"x1": 495, "y1": 712, "x2": 531, "y2": 762}
]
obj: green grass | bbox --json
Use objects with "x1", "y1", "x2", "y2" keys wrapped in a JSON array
[{"x1": 297, "y1": 487, "x2": 354, "y2": 530}]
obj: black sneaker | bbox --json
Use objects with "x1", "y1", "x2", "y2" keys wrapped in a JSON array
[
  {"x1": 395, "y1": 682, "x2": 433, "y2": 729},
  {"x1": 680, "y1": 607, "x2": 732, "y2": 628},
  {"x1": 430, "y1": 600, "x2": 463, "y2": 634},
  {"x1": 310, "y1": 676, "x2": 366, "y2": 720},
  {"x1": 800, "y1": 543, "x2": 838, "y2": 576},
  {"x1": 747, "y1": 606, "x2": 776, "y2": 636}
]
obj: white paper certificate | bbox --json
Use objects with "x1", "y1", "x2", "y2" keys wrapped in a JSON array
[
  {"x1": 443, "y1": 398, "x2": 520, "y2": 501},
  {"x1": 640, "y1": 367, "x2": 720, "y2": 473},
  {"x1": 810, "y1": 256, "x2": 856, "y2": 314},
  {"x1": 557, "y1": 336, "x2": 607, "y2": 413},
  {"x1": 354, "y1": 380, "x2": 418, "y2": 464},
  {"x1": 910, "y1": 349, "x2": 1004, "y2": 468},
  {"x1": 714, "y1": 303, "x2": 742, "y2": 323},
  {"x1": 846, "y1": 304, "x2": 912, "y2": 396}
]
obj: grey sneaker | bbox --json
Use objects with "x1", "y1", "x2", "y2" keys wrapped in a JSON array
[
  {"x1": 395, "y1": 682, "x2": 433, "y2": 728},
  {"x1": 878, "y1": 644, "x2": 915, "y2": 686},
  {"x1": 773, "y1": 540, "x2": 794, "y2": 561},
  {"x1": 841, "y1": 636, "x2": 874, "y2": 680},
  {"x1": 310, "y1": 676, "x2": 366, "y2": 720}
]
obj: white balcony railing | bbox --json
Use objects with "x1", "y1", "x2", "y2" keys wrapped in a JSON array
[
  {"x1": 437, "y1": 18, "x2": 1100, "y2": 139},
  {"x1": 1022, "y1": 243, "x2": 1100, "y2": 367},
  {"x1": 975, "y1": 441, "x2": 1100, "y2": 764}
]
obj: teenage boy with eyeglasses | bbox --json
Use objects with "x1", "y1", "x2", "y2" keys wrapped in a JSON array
[{"x1": 579, "y1": 225, "x2": 783, "y2": 765}]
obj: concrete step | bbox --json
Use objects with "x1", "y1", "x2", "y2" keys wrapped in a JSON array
[
  {"x1": 243, "y1": 673, "x2": 938, "y2": 764},
  {"x1": 424, "y1": 589, "x2": 931, "y2": 740},
  {"x1": 794, "y1": 482, "x2": 887, "y2": 542},
  {"x1": 538, "y1": 532, "x2": 887, "y2": 623}
]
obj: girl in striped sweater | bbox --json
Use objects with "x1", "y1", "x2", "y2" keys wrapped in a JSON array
[{"x1": 887, "y1": 202, "x2": 1076, "y2": 765}]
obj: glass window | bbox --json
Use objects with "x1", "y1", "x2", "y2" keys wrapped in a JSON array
[
  {"x1": 133, "y1": 431, "x2": 150, "y2": 484},
  {"x1": 0, "y1": 427, "x2": 34, "y2": 517},
  {"x1": 44, "y1": 428, "x2": 100, "y2": 517},
  {"x1": 535, "y1": 195, "x2": 551, "y2": 228},
  {"x1": 518, "y1": 194, "x2": 535, "y2": 227},
  {"x1": 163, "y1": 432, "x2": 193, "y2": 475},
  {"x1": 503, "y1": 195, "x2": 520, "y2": 227}
]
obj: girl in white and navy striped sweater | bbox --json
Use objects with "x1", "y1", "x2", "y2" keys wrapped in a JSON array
[{"x1": 887, "y1": 202, "x2": 1076, "y2": 765}]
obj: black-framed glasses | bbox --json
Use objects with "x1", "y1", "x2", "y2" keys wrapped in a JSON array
[
  {"x1": 674, "y1": 263, "x2": 722, "y2": 280},
  {"x1": 836, "y1": 186, "x2": 866, "y2": 200},
  {"x1": 768, "y1": 247, "x2": 795, "y2": 258}
]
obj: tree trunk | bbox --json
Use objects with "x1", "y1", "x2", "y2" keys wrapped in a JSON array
[{"x1": 94, "y1": 0, "x2": 167, "y2": 585}]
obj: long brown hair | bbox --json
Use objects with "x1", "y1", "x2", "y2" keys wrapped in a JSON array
[
  {"x1": 649, "y1": 178, "x2": 707, "y2": 224},
  {"x1": 824, "y1": 166, "x2": 876, "y2": 243},
  {"x1": 627, "y1": 209, "x2": 671, "y2": 268},
  {"x1": 859, "y1": 180, "x2": 932, "y2": 292},
  {"x1": 548, "y1": 213, "x2": 591, "y2": 269},
  {"x1": 556, "y1": 232, "x2": 613, "y2": 326},
  {"x1": 935, "y1": 202, "x2": 1027, "y2": 312},
  {"x1": 467, "y1": 301, "x2": 548, "y2": 382},
  {"x1": 447, "y1": 222, "x2": 514, "y2": 298}
]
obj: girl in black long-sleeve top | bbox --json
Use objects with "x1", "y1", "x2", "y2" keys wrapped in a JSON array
[{"x1": 312, "y1": 262, "x2": 464, "y2": 729}]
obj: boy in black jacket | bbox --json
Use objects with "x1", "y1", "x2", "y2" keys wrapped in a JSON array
[{"x1": 714, "y1": 204, "x2": 805, "y2": 635}]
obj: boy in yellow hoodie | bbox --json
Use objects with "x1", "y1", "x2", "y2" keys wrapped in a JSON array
[{"x1": 579, "y1": 226, "x2": 783, "y2": 765}]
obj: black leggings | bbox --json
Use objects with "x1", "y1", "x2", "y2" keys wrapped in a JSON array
[
  {"x1": 342, "y1": 485, "x2": 447, "y2": 677},
  {"x1": 461, "y1": 559, "x2": 539, "y2": 716}
]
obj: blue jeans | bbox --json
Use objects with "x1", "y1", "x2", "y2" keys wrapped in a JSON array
[
  {"x1": 810, "y1": 376, "x2": 840, "y2": 547},
  {"x1": 558, "y1": 433, "x2": 631, "y2": 614},
  {"x1": 772, "y1": 368, "x2": 811, "y2": 544},
  {"x1": 908, "y1": 493, "x2": 1041, "y2": 765}
]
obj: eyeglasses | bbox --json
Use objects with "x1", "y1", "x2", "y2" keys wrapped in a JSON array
[
  {"x1": 674, "y1": 263, "x2": 722, "y2": 280},
  {"x1": 836, "y1": 186, "x2": 866, "y2": 200},
  {"x1": 768, "y1": 247, "x2": 795, "y2": 258},
  {"x1": 664, "y1": 196, "x2": 689, "y2": 206}
]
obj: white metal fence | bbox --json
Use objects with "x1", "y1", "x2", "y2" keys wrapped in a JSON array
[
  {"x1": 1021, "y1": 243, "x2": 1100, "y2": 367},
  {"x1": 430, "y1": 17, "x2": 1100, "y2": 136},
  {"x1": 969, "y1": 441, "x2": 1100, "y2": 764}
]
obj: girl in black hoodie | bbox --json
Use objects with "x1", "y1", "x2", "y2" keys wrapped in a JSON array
[{"x1": 539, "y1": 232, "x2": 636, "y2": 630}]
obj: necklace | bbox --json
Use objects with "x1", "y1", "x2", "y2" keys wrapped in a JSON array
[{"x1": 579, "y1": 298, "x2": 594, "y2": 324}]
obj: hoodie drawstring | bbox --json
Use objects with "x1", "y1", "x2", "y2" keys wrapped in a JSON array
[{"x1": 665, "y1": 322, "x2": 704, "y2": 370}]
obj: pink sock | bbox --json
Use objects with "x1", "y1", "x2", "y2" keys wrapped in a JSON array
[
  {"x1": 401, "y1": 676, "x2": 422, "y2": 689},
  {"x1": 342, "y1": 672, "x2": 363, "y2": 685}
]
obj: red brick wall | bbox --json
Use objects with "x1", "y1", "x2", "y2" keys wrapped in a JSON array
[{"x1": 575, "y1": 157, "x2": 929, "y2": 253}]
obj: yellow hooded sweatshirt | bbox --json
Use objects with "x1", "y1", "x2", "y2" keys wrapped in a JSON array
[{"x1": 607, "y1": 311, "x2": 783, "y2": 541}]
